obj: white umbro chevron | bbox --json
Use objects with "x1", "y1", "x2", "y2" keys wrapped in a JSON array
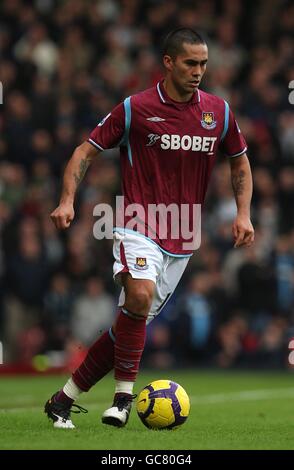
[
  {"x1": 119, "y1": 361, "x2": 134, "y2": 369},
  {"x1": 146, "y1": 117, "x2": 166, "y2": 122}
]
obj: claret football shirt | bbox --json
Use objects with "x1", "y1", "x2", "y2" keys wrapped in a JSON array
[{"x1": 89, "y1": 80, "x2": 247, "y2": 256}]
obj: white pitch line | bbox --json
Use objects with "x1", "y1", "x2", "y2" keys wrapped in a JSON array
[
  {"x1": 190, "y1": 387, "x2": 294, "y2": 404},
  {"x1": 1, "y1": 387, "x2": 294, "y2": 413}
]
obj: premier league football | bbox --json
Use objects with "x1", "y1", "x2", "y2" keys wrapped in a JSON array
[{"x1": 136, "y1": 380, "x2": 190, "y2": 430}]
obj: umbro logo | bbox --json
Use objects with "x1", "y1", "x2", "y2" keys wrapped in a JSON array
[
  {"x1": 146, "y1": 117, "x2": 166, "y2": 122},
  {"x1": 119, "y1": 361, "x2": 134, "y2": 369}
]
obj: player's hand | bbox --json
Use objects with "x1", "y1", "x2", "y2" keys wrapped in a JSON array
[
  {"x1": 50, "y1": 202, "x2": 75, "y2": 229},
  {"x1": 232, "y1": 214, "x2": 254, "y2": 248}
]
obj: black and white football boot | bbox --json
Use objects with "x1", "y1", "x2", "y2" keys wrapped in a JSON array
[
  {"x1": 101, "y1": 393, "x2": 137, "y2": 428},
  {"x1": 44, "y1": 393, "x2": 88, "y2": 429}
]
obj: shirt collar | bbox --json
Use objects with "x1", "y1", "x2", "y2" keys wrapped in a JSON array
[{"x1": 156, "y1": 79, "x2": 200, "y2": 106}]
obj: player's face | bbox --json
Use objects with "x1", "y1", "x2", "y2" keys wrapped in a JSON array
[{"x1": 165, "y1": 43, "x2": 208, "y2": 95}]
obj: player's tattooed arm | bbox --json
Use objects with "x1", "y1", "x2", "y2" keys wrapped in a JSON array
[
  {"x1": 229, "y1": 154, "x2": 254, "y2": 247},
  {"x1": 51, "y1": 142, "x2": 100, "y2": 229},
  {"x1": 231, "y1": 169, "x2": 245, "y2": 197},
  {"x1": 73, "y1": 155, "x2": 92, "y2": 188},
  {"x1": 60, "y1": 141, "x2": 100, "y2": 204},
  {"x1": 230, "y1": 154, "x2": 252, "y2": 214}
]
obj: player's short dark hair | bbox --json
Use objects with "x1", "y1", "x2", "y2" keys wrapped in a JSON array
[{"x1": 163, "y1": 28, "x2": 206, "y2": 59}]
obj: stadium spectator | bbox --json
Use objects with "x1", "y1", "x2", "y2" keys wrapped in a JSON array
[{"x1": 70, "y1": 277, "x2": 115, "y2": 346}]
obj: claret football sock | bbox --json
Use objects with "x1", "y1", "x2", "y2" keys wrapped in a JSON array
[
  {"x1": 54, "y1": 377, "x2": 82, "y2": 406},
  {"x1": 55, "y1": 389, "x2": 74, "y2": 406},
  {"x1": 114, "y1": 308, "x2": 146, "y2": 382},
  {"x1": 72, "y1": 329, "x2": 115, "y2": 391}
]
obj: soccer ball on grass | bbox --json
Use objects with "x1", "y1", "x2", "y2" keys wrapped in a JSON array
[{"x1": 136, "y1": 379, "x2": 190, "y2": 430}]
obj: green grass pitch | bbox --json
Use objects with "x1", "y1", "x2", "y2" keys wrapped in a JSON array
[{"x1": 0, "y1": 370, "x2": 293, "y2": 450}]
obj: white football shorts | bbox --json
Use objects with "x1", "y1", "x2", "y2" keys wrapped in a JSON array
[{"x1": 113, "y1": 230, "x2": 190, "y2": 324}]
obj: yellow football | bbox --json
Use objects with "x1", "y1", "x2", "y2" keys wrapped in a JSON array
[{"x1": 136, "y1": 379, "x2": 190, "y2": 429}]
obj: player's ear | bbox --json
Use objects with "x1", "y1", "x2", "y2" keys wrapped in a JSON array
[{"x1": 163, "y1": 54, "x2": 173, "y2": 71}]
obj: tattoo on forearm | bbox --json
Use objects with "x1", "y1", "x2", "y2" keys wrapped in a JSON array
[
  {"x1": 74, "y1": 157, "x2": 91, "y2": 187},
  {"x1": 232, "y1": 170, "x2": 245, "y2": 196}
]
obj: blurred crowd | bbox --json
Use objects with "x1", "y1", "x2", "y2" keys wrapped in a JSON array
[{"x1": 0, "y1": 0, "x2": 293, "y2": 370}]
